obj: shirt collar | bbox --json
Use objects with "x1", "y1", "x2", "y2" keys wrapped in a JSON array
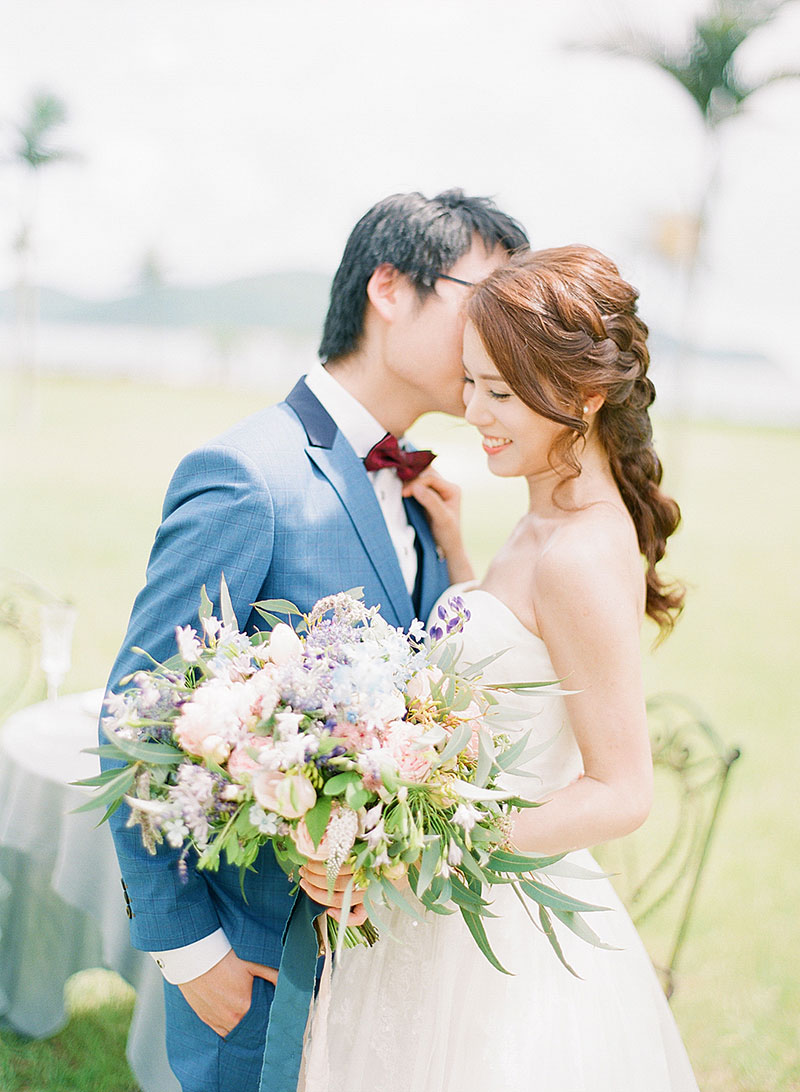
[{"x1": 304, "y1": 362, "x2": 389, "y2": 459}]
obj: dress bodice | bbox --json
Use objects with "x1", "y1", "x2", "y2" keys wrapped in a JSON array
[{"x1": 434, "y1": 586, "x2": 584, "y2": 800}]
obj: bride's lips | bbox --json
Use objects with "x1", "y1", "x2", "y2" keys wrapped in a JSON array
[{"x1": 481, "y1": 435, "x2": 512, "y2": 455}]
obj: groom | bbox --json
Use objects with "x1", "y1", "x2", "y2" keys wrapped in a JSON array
[{"x1": 104, "y1": 188, "x2": 529, "y2": 1092}]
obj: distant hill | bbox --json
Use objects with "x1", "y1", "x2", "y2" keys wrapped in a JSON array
[
  {"x1": 0, "y1": 275, "x2": 775, "y2": 373},
  {"x1": 0, "y1": 271, "x2": 332, "y2": 333}
]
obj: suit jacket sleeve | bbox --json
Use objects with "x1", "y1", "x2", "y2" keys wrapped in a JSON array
[{"x1": 102, "y1": 442, "x2": 275, "y2": 951}]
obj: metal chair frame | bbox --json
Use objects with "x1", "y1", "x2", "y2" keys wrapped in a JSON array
[{"x1": 597, "y1": 692, "x2": 741, "y2": 998}]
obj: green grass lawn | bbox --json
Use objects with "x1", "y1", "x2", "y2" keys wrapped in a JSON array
[{"x1": 1, "y1": 374, "x2": 799, "y2": 1091}]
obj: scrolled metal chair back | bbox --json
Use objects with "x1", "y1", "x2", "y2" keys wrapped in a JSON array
[{"x1": 595, "y1": 693, "x2": 741, "y2": 998}]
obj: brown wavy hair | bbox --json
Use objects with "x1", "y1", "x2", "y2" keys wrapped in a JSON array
[{"x1": 466, "y1": 245, "x2": 684, "y2": 635}]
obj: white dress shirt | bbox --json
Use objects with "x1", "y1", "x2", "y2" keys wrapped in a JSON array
[{"x1": 149, "y1": 364, "x2": 419, "y2": 983}]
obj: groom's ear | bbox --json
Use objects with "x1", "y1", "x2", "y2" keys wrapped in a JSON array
[{"x1": 366, "y1": 263, "x2": 407, "y2": 323}]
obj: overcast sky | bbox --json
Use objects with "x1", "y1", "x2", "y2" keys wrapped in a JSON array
[{"x1": 1, "y1": 0, "x2": 799, "y2": 367}]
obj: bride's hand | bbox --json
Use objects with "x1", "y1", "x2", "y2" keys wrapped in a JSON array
[
  {"x1": 403, "y1": 469, "x2": 474, "y2": 583},
  {"x1": 298, "y1": 859, "x2": 368, "y2": 927}
]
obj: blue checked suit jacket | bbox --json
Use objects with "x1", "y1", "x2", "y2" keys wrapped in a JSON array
[{"x1": 103, "y1": 378, "x2": 450, "y2": 966}]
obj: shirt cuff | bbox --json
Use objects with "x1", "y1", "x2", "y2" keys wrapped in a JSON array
[{"x1": 148, "y1": 928, "x2": 232, "y2": 985}]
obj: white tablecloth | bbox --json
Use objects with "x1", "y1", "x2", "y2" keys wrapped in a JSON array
[{"x1": 0, "y1": 690, "x2": 179, "y2": 1092}]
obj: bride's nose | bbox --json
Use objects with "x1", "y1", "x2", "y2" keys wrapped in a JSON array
[{"x1": 464, "y1": 388, "x2": 491, "y2": 427}]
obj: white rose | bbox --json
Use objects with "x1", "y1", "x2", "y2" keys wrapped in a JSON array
[
  {"x1": 406, "y1": 666, "x2": 443, "y2": 703},
  {"x1": 267, "y1": 623, "x2": 303, "y2": 665},
  {"x1": 200, "y1": 733, "x2": 232, "y2": 764}
]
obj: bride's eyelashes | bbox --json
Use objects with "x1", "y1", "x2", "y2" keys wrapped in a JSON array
[{"x1": 461, "y1": 374, "x2": 512, "y2": 401}]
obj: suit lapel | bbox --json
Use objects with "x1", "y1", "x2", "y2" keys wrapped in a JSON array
[
  {"x1": 285, "y1": 378, "x2": 414, "y2": 625},
  {"x1": 307, "y1": 440, "x2": 414, "y2": 624}
]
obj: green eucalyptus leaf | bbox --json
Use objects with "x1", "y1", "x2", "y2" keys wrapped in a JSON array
[
  {"x1": 219, "y1": 572, "x2": 238, "y2": 631},
  {"x1": 432, "y1": 877, "x2": 453, "y2": 906},
  {"x1": 493, "y1": 728, "x2": 533, "y2": 770},
  {"x1": 538, "y1": 904, "x2": 579, "y2": 977},
  {"x1": 434, "y1": 720, "x2": 474, "y2": 767},
  {"x1": 460, "y1": 909, "x2": 512, "y2": 975},
  {"x1": 379, "y1": 876, "x2": 426, "y2": 922},
  {"x1": 323, "y1": 771, "x2": 360, "y2": 796},
  {"x1": 72, "y1": 767, "x2": 136, "y2": 813},
  {"x1": 415, "y1": 837, "x2": 441, "y2": 898},
  {"x1": 198, "y1": 584, "x2": 214, "y2": 621},
  {"x1": 461, "y1": 648, "x2": 512, "y2": 676},
  {"x1": 488, "y1": 849, "x2": 566, "y2": 873},
  {"x1": 305, "y1": 795, "x2": 333, "y2": 849},
  {"x1": 551, "y1": 909, "x2": 620, "y2": 951},
  {"x1": 475, "y1": 728, "x2": 494, "y2": 787},
  {"x1": 519, "y1": 878, "x2": 609, "y2": 914},
  {"x1": 345, "y1": 784, "x2": 370, "y2": 811}
]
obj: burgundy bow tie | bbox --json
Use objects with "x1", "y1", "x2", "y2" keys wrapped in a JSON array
[{"x1": 363, "y1": 433, "x2": 435, "y2": 482}]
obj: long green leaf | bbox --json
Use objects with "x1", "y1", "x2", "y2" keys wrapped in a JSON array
[
  {"x1": 448, "y1": 872, "x2": 494, "y2": 911},
  {"x1": 434, "y1": 719, "x2": 473, "y2": 767},
  {"x1": 519, "y1": 878, "x2": 609, "y2": 915},
  {"x1": 72, "y1": 766, "x2": 130, "y2": 789},
  {"x1": 305, "y1": 795, "x2": 332, "y2": 848},
  {"x1": 488, "y1": 849, "x2": 566, "y2": 873},
  {"x1": 98, "y1": 736, "x2": 183, "y2": 765},
  {"x1": 71, "y1": 767, "x2": 136, "y2": 813},
  {"x1": 461, "y1": 648, "x2": 513, "y2": 677},
  {"x1": 551, "y1": 909, "x2": 620, "y2": 951},
  {"x1": 460, "y1": 908, "x2": 512, "y2": 975},
  {"x1": 454, "y1": 845, "x2": 489, "y2": 886},
  {"x1": 416, "y1": 838, "x2": 441, "y2": 898},
  {"x1": 493, "y1": 728, "x2": 534, "y2": 770},
  {"x1": 219, "y1": 572, "x2": 238, "y2": 631},
  {"x1": 378, "y1": 876, "x2": 426, "y2": 922},
  {"x1": 538, "y1": 904, "x2": 579, "y2": 977},
  {"x1": 498, "y1": 732, "x2": 564, "y2": 772},
  {"x1": 251, "y1": 608, "x2": 285, "y2": 629},
  {"x1": 475, "y1": 727, "x2": 494, "y2": 787},
  {"x1": 198, "y1": 584, "x2": 213, "y2": 621},
  {"x1": 431, "y1": 876, "x2": 453, "y2": 906}
]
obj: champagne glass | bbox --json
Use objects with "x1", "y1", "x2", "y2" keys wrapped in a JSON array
[{"x1": 40, "y1": 601, "x2": 77, "y2": 702}]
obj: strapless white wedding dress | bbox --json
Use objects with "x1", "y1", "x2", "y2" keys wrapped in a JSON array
[{"x1": 302, "y1": 588, "x2": 699, "y2": 1091}]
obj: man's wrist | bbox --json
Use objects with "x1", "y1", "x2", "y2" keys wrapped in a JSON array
[{"x1": 148, "y1": 928, "x2": 232, "y2": 985}]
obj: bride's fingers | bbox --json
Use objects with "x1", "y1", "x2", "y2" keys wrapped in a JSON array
[
  {"x1": 326, "y1": 904, "x2": 368, "y2": 927},
  {"x1": 298, "y1": 874, "x2": 366, "y2": 908},
  {"x1": 299, "y1": 861, "x2": 363, "y2": 892}
]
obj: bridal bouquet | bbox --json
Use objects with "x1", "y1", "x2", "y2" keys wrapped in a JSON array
[{"x1": 79, "y1": 582, "x2": 607, "y2": 973}]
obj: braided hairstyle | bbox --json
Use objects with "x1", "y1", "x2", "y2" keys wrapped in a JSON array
[{"x1": 466, "y1": 245, "x2": 684, "y2": 635}]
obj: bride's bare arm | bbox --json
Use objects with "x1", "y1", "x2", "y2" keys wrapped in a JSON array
[
  {"x1": 511, "y1": 529, "x2": 653, "y2": 856},
  {"x1": 402, "y1": 468, "x2": 474, "y2": 583}
]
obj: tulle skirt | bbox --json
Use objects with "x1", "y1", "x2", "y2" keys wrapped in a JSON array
[{"x1": 300, "y1": 849, "x2": 699, "y2": 1092}]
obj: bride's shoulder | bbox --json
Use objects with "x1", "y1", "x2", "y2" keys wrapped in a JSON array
[{"x1": 534, "y1": 504, "x2": 640, "y2": 612}]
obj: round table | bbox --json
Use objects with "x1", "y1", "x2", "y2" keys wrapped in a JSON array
[{"x1": 0, "y1": 690, "x2": 179, "y2": 1092}]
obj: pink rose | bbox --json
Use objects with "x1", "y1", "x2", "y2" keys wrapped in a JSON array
[
  {"x1": 290, "y1": 818, "x2": 328, "y2": 861},
  {"x1": 228, "y1": 737, "x2": 274, "y2": 780},
  {"x1": 253, "y1": 770, "x2": 316, "y2": 818},
  {"x1": 384, "y1": 720, "x2": 435, "y2": 783}
]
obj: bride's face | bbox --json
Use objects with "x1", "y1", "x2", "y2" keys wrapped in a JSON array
[{"x1": 461, "y1": 322, "x2": 565, "y2": 480}]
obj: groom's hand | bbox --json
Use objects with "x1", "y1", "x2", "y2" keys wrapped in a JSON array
[
  {"x1": 403, "y1": 469, "x2": 474, "y2": 583},
  {"x1": 178, "y1": 948, "x2": 278, "y2": 1037},
  {"x1": 298, "y1": 859, "x2": 368, "y2": 926}
]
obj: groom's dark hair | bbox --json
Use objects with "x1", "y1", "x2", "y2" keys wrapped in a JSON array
[{"x1": 319, "y1": 188, "x2": 529, "y2": 362}]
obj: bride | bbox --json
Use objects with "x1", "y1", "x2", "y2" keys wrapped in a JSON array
[{"x1": 301, "y1": 245, "x2": 699, "y2": 1091}]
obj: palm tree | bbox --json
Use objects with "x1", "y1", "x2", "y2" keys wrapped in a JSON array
[
  {"x1": 583, "y1": 0, "x2": 799, "y2": 414},
  {"x1": 7, "y1": 91, "x2": 74, "y2": 419}
]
